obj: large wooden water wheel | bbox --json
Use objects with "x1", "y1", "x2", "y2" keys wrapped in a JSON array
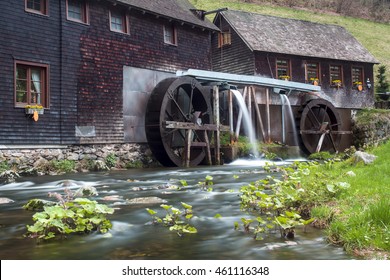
[
  {"x1": 298, "y1": 98, "x2": 345, "y2": 154},
  {"x1": 145, "y1": 76, "x2": 213, "y2": 167}
]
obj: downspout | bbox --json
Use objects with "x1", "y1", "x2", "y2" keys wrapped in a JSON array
[{"x1": 59, "y1": 0, "x2": 64, "y2": 144}]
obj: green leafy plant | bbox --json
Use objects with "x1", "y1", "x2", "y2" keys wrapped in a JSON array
[
  {"x1": 0, "y1": 161, "x2": 10, "y2": 172},
  {"x1": 105, "y1": 153, "x2": 117, "y2": 168},
  {"x1": 50, "y1": 160, "x2": 76, "y2": 173},
  {"x1": 146, "y1": 202, "x2": 197, "y2": 236},
  {"x1": 197, "y1": 175, "x2": 214, "y2": 191},
  {"x1": 24, "y1": 188, "x2": 114, "y2": 240}
]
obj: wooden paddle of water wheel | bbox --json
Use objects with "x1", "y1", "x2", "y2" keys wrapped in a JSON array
[
  {"x1": 145, "y1": 76, "x2": 228, "y2": 167},
  {"x1": 298, "y1": 98, "x2": 351, "y2": 154}
]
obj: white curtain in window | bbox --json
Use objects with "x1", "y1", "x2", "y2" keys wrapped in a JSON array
[{"x1": 31, "y1": 69, "x2": 41, "y2": 104}]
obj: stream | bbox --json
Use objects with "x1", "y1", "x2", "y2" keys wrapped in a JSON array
[{"x1": 0, "y1": 160, "x2": 351, "y2": 260}]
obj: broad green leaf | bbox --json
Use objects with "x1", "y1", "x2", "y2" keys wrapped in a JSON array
[
  {"x1": 160, "y1": 204, "x2": 172, "y2": 210},
  {"x1": 326, "y1": 184, "x2": 336, "y2": 193},
  {"x1": 146, "y1": 208, "x2": 157, "y2": 215},
  {"x1": 181, "y1": 202, "x2": 192, "y2": 210},
  {"x1": 205, "y1": 175, "x2": 213, "y2": 181}
]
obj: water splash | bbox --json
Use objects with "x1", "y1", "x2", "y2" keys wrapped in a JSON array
[
  {"x1": 280, "y1": 94, "x2": 299, "y2": 146},
  {"x1": 231, "y1": 90, "x2": 259, "y2": 158}
]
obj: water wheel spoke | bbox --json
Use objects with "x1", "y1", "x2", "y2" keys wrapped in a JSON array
[
  {"x1": 329, "y1": 123, "x2": 341, "y2": 128},
  {"x1": 145, "y1": 77, "x2": 211, "y2": 167},
  {"x1": 188, "y1": 84, "x2": 195, "y2": 117},
  {"x1": 307, "y1": 106, "x2": 321, "y2": 128},
  {"x1": 326, "y1": 130, "x2": 338, "y2": 152},
  {"x1": 321, "y1": 105, "x2": 328, "y2": 124},
  {"x1": 168, "y1": 89, "x2": 190, "y2": 122},
  {"x1": 299, "y1": 99, "x2": 342, "y2": 154}
]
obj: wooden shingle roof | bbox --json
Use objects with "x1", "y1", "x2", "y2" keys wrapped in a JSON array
[
  {"x1": 219, "y1": 9, "x2": 378, "y2": 63},
  {"x1": 116, "y1": 0, "x2": 219, "y2": 31}
]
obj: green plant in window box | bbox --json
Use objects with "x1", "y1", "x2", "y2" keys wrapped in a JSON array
[
  {"x1": 25, "y1": 105, "x2": 44, "y2": 115},
  {"x1": 354, "y1": 81, "x2": 363, "y2": 91},
  {"x1": 279, "y1": 75, "x2": 290, "y2": 81},
  {"x1": 332, "y1": 79, "x2": 342, "y2": 87},
  {"x1": 310, "y1": 77, "x2": 319, "y2": 85}
]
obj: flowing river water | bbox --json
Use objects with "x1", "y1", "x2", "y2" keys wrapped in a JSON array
[{"x1": 0, "y1": 160, "x2": 351, "y2": 260}]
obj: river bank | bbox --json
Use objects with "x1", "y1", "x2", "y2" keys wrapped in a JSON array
[{"x1": 298, "y1": 142, "x2": 390, "y2": 259}]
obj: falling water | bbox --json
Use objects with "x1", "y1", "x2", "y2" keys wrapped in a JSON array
[
  {"x1": 231, "y1": 90, "x2": 259, "y2": 158},
  {"x1": 280, "y1": 94, "x2": 300, "y2": 146}
]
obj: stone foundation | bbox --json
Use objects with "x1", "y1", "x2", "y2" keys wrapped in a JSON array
[
  {"x1": 352, "y1": 110, "x2": 390, "y2": 148},
  {"x1": 0, "y1": 143, "x2": 156, "y2": 178}
]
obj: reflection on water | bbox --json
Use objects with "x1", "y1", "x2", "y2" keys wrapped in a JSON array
[{"x1": 0, "y1": 160, "x2": 351, "y2": 260}]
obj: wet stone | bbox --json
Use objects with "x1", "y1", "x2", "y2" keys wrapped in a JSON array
[
  {"x1": 0, "y1": 197, "x2": 15, "y2": 204},
  {"x1": 126, "y1": 197, "x2": 167, "y2": 205}
]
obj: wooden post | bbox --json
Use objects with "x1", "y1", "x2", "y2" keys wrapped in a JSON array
[
  {"x1": 204, "y1": 131, "x2": 212, "y2": 165},
  {"x1": 228, "y1": 90, "x2": 234, "y2": 144},
  {"x1": 213, "y1": 86, "x2": 221, "y2": 165},
  {"x1": 251, "y1": 87, "x2": 266, "y2": 142},
  {"x1": 183, "y1": 129, "x2": 193, "y2": 167},
  {"x1": 266, "y1": 88, "x2": 271, "y2": 143}
]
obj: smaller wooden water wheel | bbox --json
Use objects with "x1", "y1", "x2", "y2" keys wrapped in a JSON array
[
  {"x1": 145, "y1": 76, "x2": 213, "y2": 167},
  {"x1": 298, "y1": 98, "x2": 347, "y2": 154}
]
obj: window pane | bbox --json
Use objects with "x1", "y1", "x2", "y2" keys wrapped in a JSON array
[
  {"x1": 27, "y1": 0, "x2": 46, "y2": 14},
  {"x1": 16, "y1": 63, "x2": 47, "y2": 107},
  {"x1": 68, "y1": 1, "x2": 83, "y2": 21},
  {"x1": 330, "y1": 65, "x2": 342, "y2": 83},
  {"x1": 164, "y1": 25, "x2": 176, "y2": 44},
  {"x1": 277, "y1": 59, "x2": 290, "y2": 79},
  {"x1": 352, "y1": 67, "x2": 363, "y2": 84},
  {"x1": 17, "y1": 67, "x2": 27, "y2": 80},
  {"x1": 306, "y1": 62, "x2": 319, "y2": 82},
  {"x1": 111, "y1": 12, "x2": 124, "y2": 32},
  {"x1": 16, "y1": 67, "x2": 28, "y2": 103},
  {"x1": 30, "y1": 69, "x2": 41, "y2": 104}
]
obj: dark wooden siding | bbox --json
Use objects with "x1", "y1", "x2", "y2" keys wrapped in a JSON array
[
  {"x1": 212, "y1": 16, "x2": 254, "y2": 75},
  {"x1": 254, "y1": 52, "x2": 375, "y2": 109},
  {"x1": 76, "y1": 2, "x2": 213, "y2": 144},
  {"x1": 0, "y1": 0, "x2": 78, "y2": 145},
  {"x1": 0, "y1": 0, "x2": 213, "y2": 145}
]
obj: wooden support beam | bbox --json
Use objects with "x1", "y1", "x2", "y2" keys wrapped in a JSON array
[
  {"x1": 266, "y1": 88, "x2": 271, "y2": 143},
  {"x1": 183, "y1": 129, "x2": 193, "y2": 167},
  {"x1": 204, "y1": 131, "x2": 212, "y2": 165},
  {"x1": 228, "y1": 90, "x2": 235, "y2": 144},
  {"x1": 213, "y1": 86, "x2": 221, "y2": 165},
  {"x1": 165, "y1": 121, "x2": 229, "y2": 131}
]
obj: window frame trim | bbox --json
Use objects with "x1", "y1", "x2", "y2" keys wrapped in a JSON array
[
  {"x1": 218, "y1": 30, "x2": 232, "y2": 48},
  {"x1": 276, "y1": 58, "x2": 291, "y2": 80},
  {"x1": 109, "y1": 10, "x2": 130, "y2": 35},
  {"x1": 25, "y1": 0, "x2": 49, "y2": 16},
  {"x1": 163, "y1": 24, "x2": 178, "y2": 46},
  {"x1": 14, "y1": 60, "x2": 50, "y2": 109},
  {"x1": 66, "y1": 0, "x2": 89, "y2": 25},
  {"x1": 329, "y1": 64, "x2": 344, "y2": 86},
  {"x1": 305, "y1": 61, "x2": 321, "y2": 84},
  {"x1": 351, "y1": 66, "x2": 365, "y2": 86}
]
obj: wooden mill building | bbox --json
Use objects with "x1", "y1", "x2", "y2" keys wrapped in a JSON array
[
  {"x1": 0, "y1": 0, "x2": 217, "y2": 146},
  {"x1": 212, "y1": 9, "x2": 379, "y2": 109},
  {"x1": 0, "y1": 2, "x2": 379, "y2": 150}
]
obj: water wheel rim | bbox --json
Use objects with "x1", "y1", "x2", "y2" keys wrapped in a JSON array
[
  {"x1": 299, "y1": 98, "x2": 342, "y2": 154},
  {"x1": 145, "y1": 77, "x2": 212, "y2": 167}
]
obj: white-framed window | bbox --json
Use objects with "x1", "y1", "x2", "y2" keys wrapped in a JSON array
[
  {"x1": 25, "y1": 0, "x2": 48, "y2": 15},
  {"x1": 164, "y1": 24, "x2": 177, "y2": 45},
  {"x1": 110, "y1": 10, "x2": 129, "y2": 34},
  {"x1": 67, "y1": 0, "x2": 89, "y2": 24}
]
